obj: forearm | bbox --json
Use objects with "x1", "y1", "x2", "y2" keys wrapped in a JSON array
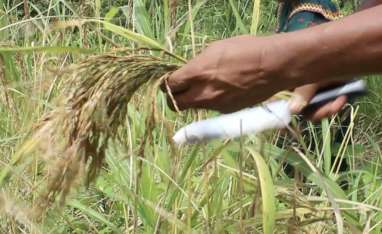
[
  {"x1": 271, "y1": 5, "x2": 382, "y2": 88},
  {"x1": 164, "y1": 4, "x2": 382, "y2": 112}
]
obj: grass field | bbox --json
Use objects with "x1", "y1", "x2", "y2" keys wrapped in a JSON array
[{"x1": 0, "y1": 1, "x2": 382, "y2": 233}]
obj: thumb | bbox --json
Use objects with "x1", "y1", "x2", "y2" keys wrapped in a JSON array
[
  {"x1": 289, "y1": 83, "x2": 320, "y2": 114},
  {"x1": 160, "y1": 69, "x2": 190, "y2": 94}
]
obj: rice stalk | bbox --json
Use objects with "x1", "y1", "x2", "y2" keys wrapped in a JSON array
[
  {"x1": 0, "y1": 192, "x2": 40, "y2": 233},
  {"x1": 30, "y1": 51, "x2": 179, "y2": 213},
  {"x1": 170, "y1": 0, "x2": 178, "y2": 24}
]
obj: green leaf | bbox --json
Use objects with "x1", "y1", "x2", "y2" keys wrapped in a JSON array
[
  {"x1": 0, "y1": 46, "x2": 94, "y2": 54},
  {"x1": 228, "y1": 0, "x2": 249, "y2": 34},
  {"x1": 105, "y1": 7, "x2": 119, "y2": 22},
  {"x1": 68, "y1": 200, "x2": 121, "y2": 233},
  {"x1": 255, "y1": 142, "x2": 361, "y2": 229},
  {"x1": 181, "y1": 0, "x2": 207, "y2": 43},
  {"x1": 322, "y1": 118, "x2": 332, "y2": 175},
  {"x1": 95, "y1": 0, "x2": 101, "y2": 18},
  {"x1": 91, "y1": 19, "x2": 163, "y2": 50},
  {"x1": 250, "y1": 0, "x2": 261, "y2": 35},
  {"x1": 0, "y1": 7, "x2": 8, "y2": 40},
  {"x1": 248, "y1": 148, "x2": 275, "y2": 234},
  {"x1": 163, "y1": 0, "x2": 170, "y2": 38},
  {"x1": 0, "y1": 52, "x2": 19, "y2": 81},
  {"x1": 133, "y1": 0, "x2": 155, "y2": 39}
]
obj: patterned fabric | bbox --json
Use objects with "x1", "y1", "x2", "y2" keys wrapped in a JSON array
[{"x1": 276, "y1": 0, "x2": 342, "y2": 32}]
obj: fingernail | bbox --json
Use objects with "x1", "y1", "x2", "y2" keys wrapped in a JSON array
[{"x1": 289, "y1": 95, "x2": 308, "y2": 114}]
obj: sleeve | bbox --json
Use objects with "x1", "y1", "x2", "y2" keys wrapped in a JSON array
[{"x1": 276, "y1": 0, "x2": 342, "y2": 33}]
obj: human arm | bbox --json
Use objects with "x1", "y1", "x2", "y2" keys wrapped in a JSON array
[
  {"x1": 359, "y1": 0, "x2": 382, "y2": 11},
  {"x1": 289, "y1": 1, "x2": 382, "y2": 120},
  {"x1": 165, "y1": 6, "x2": 382, "y2": 113},
  {"x1": 283, "y1": 6, "x2": 382, "y2": 86}
]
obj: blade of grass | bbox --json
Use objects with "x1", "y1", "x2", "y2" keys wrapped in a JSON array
[
  {"x1": 133, "y1": 0, "x2": 154, "y2": 39},
  {"x1": 180, "y1": 0, "x2": 206, "y2": 44},
  {"x1": 68, "y1": 199, "x2": 121, "y2": 233},
  {"x1": 84, "y1": 19, "x2": 163, "y2": 50},
  {"x1": 248, "y1": 148, "x2": 275, "y2": 234},
  {"x1": 256, "y1": 142, "x2": 361, "y2": 229},
  {"x1": 0, "y1": 53, "x2": 19, "y2": 81},
  {"x1": 0, "y1": 6, "x2": 8, "y2": 40},
  {"x1": 228, "y1": 0, "x2": 249, "y2": 34},
  {"x1": 250, "y1": 0, "x2": 261, "y2": 35},
  {"x1": 87, "y1": 19, "x2": 186, "y2": 62},
  {"x1": 292, "y1": 146, "x2": 344, "y2": 234},
  {"x1": 0, "y1": 46, "x2": 94, "y2": 54},
  {"x1": 104, "y1": 7, "x2": 119, "y2": 22},
  {"x1": 187, "y1": 0, "x2": 196, "y2": 57},
  {"x1": 163, "y1": 0, "x2": 170, "y2": 39},
  {"x1": 322, "y1": 118, "x2": 332, "y2": 176}
]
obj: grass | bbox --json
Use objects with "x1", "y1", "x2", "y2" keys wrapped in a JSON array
[{"x1": 0, "y1": 0, "x2": 382, "y2": 233}]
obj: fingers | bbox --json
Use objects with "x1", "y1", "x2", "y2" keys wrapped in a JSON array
[
  {"x1": 289, "y1": 82, "x2": 349, "y2": 122},
  {"x1": 160, "y1": 69, "x2": 192, "y2": 112},
  {"x1": 164, "y1": 81, "x2": 206, "y2": 111},
  {"x1": 306, "y1": 96, "x2": 347, "y2": 122},
  {"x1": 160, "y1": 61, "x2": 205, "y2": 112},
  {"x1": 165, "y1": 89, "x2": 196, "y2": 112},
  {"x1": 289, "y1": 83, "x2": 320, "y2": 113},
  {"x1": 160, "y1": 70, "x2": 190, "y2": 94}
]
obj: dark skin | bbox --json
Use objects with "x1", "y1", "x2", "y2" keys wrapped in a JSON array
[
  {"x1": 165, "y1": 1, "x2": 382, "y2": 121},
  {"x1": 290, "y1": 0, "x2": 382, "y2": 121}
]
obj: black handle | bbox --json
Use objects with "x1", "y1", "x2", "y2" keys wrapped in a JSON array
[{"x1": 302, "y1": 80, "x2": 367, "y2": 114}]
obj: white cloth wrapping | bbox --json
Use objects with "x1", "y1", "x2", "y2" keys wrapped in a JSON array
[{"x1": 173, "y1": 100, "x2": 292, "y2": 145}]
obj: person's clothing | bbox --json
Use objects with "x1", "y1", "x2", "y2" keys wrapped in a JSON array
[
  {"x1": 276, "y1": 0, "x2": 342, "y2": 32},
  {"x1": 275, "y1": 0, "x2": 351, "y2": 184}
]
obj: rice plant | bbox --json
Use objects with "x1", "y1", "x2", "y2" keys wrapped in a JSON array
[
  {"x1": 31, "y1": 52, "x2": 180, "y2": 212},
  {"x1": 0, "y1": 1, "x2": 381, "y2": 233}
]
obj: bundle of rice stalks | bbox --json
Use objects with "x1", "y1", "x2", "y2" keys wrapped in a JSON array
[{"x1": 31, "y1": 51, "x2": 180, "y2": 212}]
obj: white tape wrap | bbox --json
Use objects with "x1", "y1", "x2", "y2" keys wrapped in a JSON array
[{"x1": 173, "y1": 100, "x2": 292, "y2": 145}]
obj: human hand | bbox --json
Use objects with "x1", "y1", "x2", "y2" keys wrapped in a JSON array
[
  {"x1": 163, "y1": 35, "x2": 288, "y2": 113},
  {"x1": 163, "y1": 35, "x2": 349, "y2": 118},
  {"x1": 289, "y1": 82, "x2": 348, "y2": 122}
]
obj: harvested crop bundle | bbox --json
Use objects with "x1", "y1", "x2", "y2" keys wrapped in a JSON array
[{"x1": 32, "y1": 52, "x2": 179, "y2": 211}]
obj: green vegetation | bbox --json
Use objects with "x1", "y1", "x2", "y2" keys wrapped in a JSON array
[{"x1": 0, "y1": 1, "x2": 381, "y2": 233}]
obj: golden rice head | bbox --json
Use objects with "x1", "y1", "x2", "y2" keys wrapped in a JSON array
[{"x1": 34, "y1": 53, "x2": 179, "y2": 212}]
